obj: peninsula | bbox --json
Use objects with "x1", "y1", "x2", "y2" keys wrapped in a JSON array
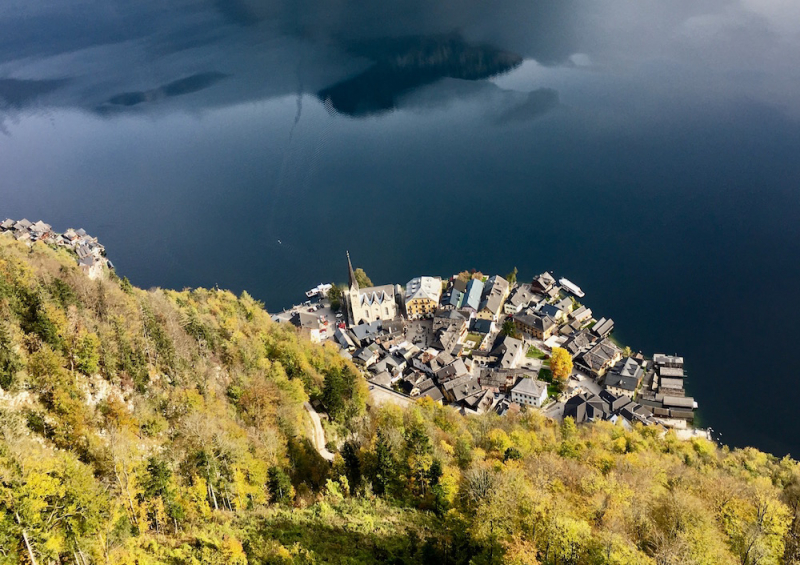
[{"x1": 274, "y1": 253, "x2": 701, "y2": 436}]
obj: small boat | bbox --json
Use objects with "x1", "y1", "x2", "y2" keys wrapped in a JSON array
[
  {"x1": 306, "y1": 283, "x2": 333, "y2": 298},
  {"x1": 559, "y1": 278, "x2": 585, "y2": 298}
]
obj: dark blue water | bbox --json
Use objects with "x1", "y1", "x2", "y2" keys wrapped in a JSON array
[{"x1": 2, "y1": 0, "x2": 800, "y2": 456}]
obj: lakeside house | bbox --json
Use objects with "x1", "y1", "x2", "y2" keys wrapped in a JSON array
[
  {"x1": 512, "y1": 312, "x2": 555, "y2": 340},
  {"x1": 603, "y1": 357, "x2": 644, "y2": 398},
  {"x1": 404, "y1": 276, "x2": 442, "y2": 319}
]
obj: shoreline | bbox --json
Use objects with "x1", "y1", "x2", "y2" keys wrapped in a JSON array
[{"x1": 275, "y1": 258, "x2": 704, "y2": 436}]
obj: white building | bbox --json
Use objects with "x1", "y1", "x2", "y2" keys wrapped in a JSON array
[
  {"x1": 404, "y1": 276, "x2": 442, "y2": 319},
  {"x1": 511, "y1": 377, "x2": 548, "y2": 407}
]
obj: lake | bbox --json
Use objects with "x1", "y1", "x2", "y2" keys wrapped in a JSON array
[{"x1": 1, "y1": 0, "x2": 800, "y2": 456}]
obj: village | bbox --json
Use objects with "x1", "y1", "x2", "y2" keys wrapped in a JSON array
[
  {"x1": 1, "y1": 218, "x2": 112, "y2": 279},
  {"x1": 277, "y1": 252, "x2": 700, "y2": 433},
  {"x1": 1, "y1": 220, "x2": 700, "y2": 433}
]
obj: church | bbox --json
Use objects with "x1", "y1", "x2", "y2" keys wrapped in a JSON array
[{"x1": 345, "y1": 252, "x2": 399, "y2": 326}]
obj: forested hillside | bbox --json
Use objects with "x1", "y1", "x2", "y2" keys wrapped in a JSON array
[{"x1": 1, "y1": 236, "x2": 800, "y2": 565}]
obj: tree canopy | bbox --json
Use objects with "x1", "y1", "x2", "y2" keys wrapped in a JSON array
[
  {"x1": 353, "y1": 268, "x2": 373, "y2": 288},
  {"x1": 0, "y1": 237, "x2": 799, "y2": 565}
]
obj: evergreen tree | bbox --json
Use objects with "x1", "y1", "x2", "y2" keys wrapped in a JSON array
[
  {"x1": 342, "y1": 440, "x2": 362, "y2": 492},
  {"x1": 373, "y1": 430, "x2": 395, "y2": 496},
  {"x1": 0, "y1": 325, "x2": 21, "y2": 389},
  {"x1": 267, "y1": 467, "x2": 294, "y2": 505}
]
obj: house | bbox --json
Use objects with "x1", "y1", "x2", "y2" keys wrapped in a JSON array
[
  {"x1": 434, "y1": 358, "x2": 470, "y2": 384},
  {"x1": 510, "y1": 377, "x2": 548, "y2": 407},
  {"x1": 571, "y1": 305, "x2": 592, "y2": 324},
  {"x1": 62, "y1": 229, "x2": 79, "y2": 243},
  {"x1": 477, "y1": 275, "x2": 509, "y2": 321},
  {"x1": 420, "y1": 386, "x2": 444, "y2": 403},
  {"x1": 345, "y1": 252, "x2": 398, "y2": 325},
  {"x1": 513, "y1": 312, "x2": 555, "y2": 340},
  {"x1": 531, "y1": 272, "x2": 556, "y2": 294},
  {"x1": 653, "y1": 354, "x2": 684, "y2": 369},
  {"x1": 443, "y1": 375, "x2": 483, "y2": 403},
  {"x1": 440, "y1": 281, "x2": 465, "y2": 310},
  {"x1": 349, "y1": 320, "x2": 383, "y2": 347},
  {"x1": 404, "y1": 276, "x2": 442, "y2": 319},
  {"x1": 29, "y1": 221, "x2": 52, "y2": 240},
  {"x1": 0, "y1": 219, "x2": 14, "y2": 230},
  {"x1": 411, "y1": 348, "x2": 440, "y2": 374},
  {"x1": 463, "y1": 389, "x2": 495, "y2": 414},
  {"x1": 538, "y1": 303, "x2": 565, "y2": 322},
  {"x1": 575, "y1": 339, "x2": 622, "y2": 378},
  {"x1": 461, "y1": 279, "x2": 485, "y2": 312},
  {"x1": 433, "y1": 321, "x2": 467, "y2": 353},
  {"x1": 370, "y1": 354, "x2": 406, "y2": 378},
  {"x1": 369, "y1": 371, "x2": 394, "y2": 387},
  {"x1": 554, "y1": 296, "x2": 574, "y2": 316},
  {"x1": 78, "y1": 256, "x2": 104, "y2": 280},
  {"x1": 592, "y1": 317, "x2": 615, "y2": 338},
  {"x1": 479, "y1": 368, "x2": 538, "y2": 392},
  {"x1": 334, "y1": 327, "x2": 356, "y2": 351},
  {"x1": 490, "y1": 335, "x2": 524, "y2": 369},
  {"x1": 433, "y1": 308, "x2": 470, "y2": 332},
  {"x1": 353, "y1": 344, "x2": 381, "y2": 367},
  {"x1": 410, "y1": 378, "x2": 437, "y2": 397},
  {"x1": 604, "y1": 357, "x2": 643, "y2": 398},
  {"x1": 564, "y1": 392, "x2": 609, "y2": 423},
  {"x1": 562, "y1": 330, "x2": 593, "y2": 358},
  {"x1": 504, "y1": 283, "x2": 538, "y2": 314},
  {"x1": 469, "y1": 317, "x2": 494, "y2": 335},
  {"x1": 13, "y1": 219, "x2": 32, "y2": 231}
]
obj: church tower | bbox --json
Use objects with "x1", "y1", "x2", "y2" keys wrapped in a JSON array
[
  {"x1": 347, "y1": 250, "x2": 358, "y2": 292},
  {"x1": 346, "y1": 251, "x2": 360, "y2": 325}
]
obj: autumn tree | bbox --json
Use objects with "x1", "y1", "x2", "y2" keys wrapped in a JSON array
[{"x1": 549, "y1": 347, "x2": 573, "y2": 390}]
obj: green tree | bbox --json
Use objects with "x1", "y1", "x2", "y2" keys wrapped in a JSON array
[
  {"x1": 322, "y1": 365, "x2": 366, "y2": 424},
  {"x1": 341, "y1": 440, "x2": 362, "y2": 492},
  {"x1": 372, "y1": 430, "x2": 396, "y2": 496},
  {"x1": 506, "y1": 267, "x2": 518, "y2": 285},
  {"x1": 327, "y1": 284, "x2": 344, "y2": 311},
  {"x1": 139, "y1": 457, "x2": 185, "y2": 532},
  {"x1": 501, "y1": 319, "x2": 521, "y2": 339},
  {"x1": 0, "y1": 325, "x2": 21, "y2": 390},
  {"x1": 267, "y1": 467, "x2": 294, "y2": 506},
  {"x1": 353, "y1": 268, "x2": 373, "y2": 288}
]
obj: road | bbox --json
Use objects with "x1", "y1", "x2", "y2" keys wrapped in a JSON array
[{"x1": 303, "y1": 402, "x2": 335, "y2": 462}]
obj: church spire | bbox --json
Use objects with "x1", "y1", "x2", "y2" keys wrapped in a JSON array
[{"x1": 347, "y1": 250, "x2": 358, "y2": 291}]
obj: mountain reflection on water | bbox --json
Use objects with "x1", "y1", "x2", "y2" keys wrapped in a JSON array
[
  {"x1": 0, "y1": 0, "x2": 573, "y2": 119},
  {"x1": 318, "y1": 35, "x2": 523, "y2": 116}
]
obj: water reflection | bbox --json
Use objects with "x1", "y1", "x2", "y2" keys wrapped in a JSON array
[
  {"x1": 318, "y1": 34, "x2": 523, "y2": 116},
  {"x1": 0, "y1": 0, "x2": 577, "y2": 120}
]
